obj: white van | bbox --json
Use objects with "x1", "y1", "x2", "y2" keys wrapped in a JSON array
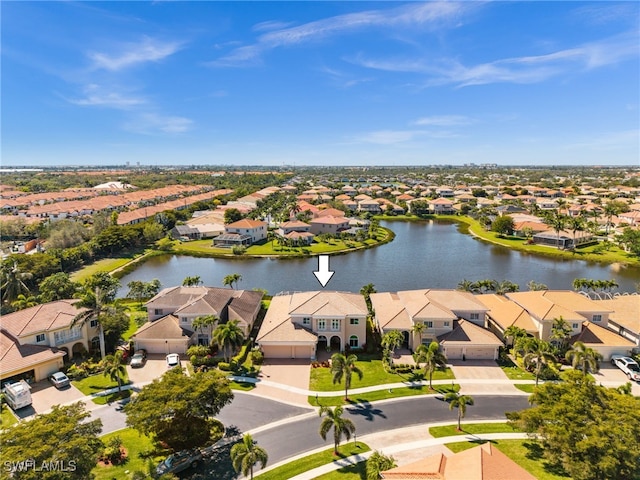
[{"x1": 2, "y1": 380, "x2": 32, "y2": 410}]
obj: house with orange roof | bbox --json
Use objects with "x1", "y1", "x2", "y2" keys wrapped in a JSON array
[
  {"x1": 596, "y1": 295, "x2": 640, "y2": 347},
  {"x1": 309, "y1": 216, "x2": 350, "y2": 235},
  {"x1": 428, "y1": 198, "x2": 456, "y2": 214},
  {"x1": 0, "y1": 300, "x2": 100, "y2": 383},
  {"x1": 221, "y1": 218, "x2": 267, "y2": 243},
  {"x1": 476, "y1": 294, "x2": 538, "y2": 343},
  {"x1": 381, "y1": 442, "x2": 536, "y2": 480},
  {"x1": 569, "y1": 321, "x2": 636, "y2": 359},
  {"x1": 256, "y1": 291, "x2": 368, "y2": 359}
]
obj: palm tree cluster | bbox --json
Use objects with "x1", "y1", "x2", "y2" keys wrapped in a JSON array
[
  {"x1": 456, "y1": 278, "x2": 520, "y2": 294},
  {"x1": 572, "y1": 278, "x2": 619, "y2": 293}
]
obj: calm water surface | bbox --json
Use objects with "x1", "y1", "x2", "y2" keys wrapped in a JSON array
[{"x1": 117, "y1": 220, "x2": 639, "y2": 296}]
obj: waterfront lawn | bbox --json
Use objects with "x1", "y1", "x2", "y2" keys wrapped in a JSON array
[
  {"x1": 309, "y1": 355, "x2": 455, "y2": 392},
  {"x1": 429, "y1": 422, "x2": 519, "y2": 438},
  {"x1": 70, "y1": 257, "x2": 135, "y2": 282},
  {"x1": 310, "y1": 384, "x2": 459, "y2": 407},
  {"x1": 445, "y1": 440, "x2": 570, "y2": 480},
  {"x1": 254, "y1": 443, "x2": 370, "y2": 480},
  {"x1": 92, "y1": 428, "x2": 161, "y2": 480}
]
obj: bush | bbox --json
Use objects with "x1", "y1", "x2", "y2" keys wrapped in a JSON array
[
  {"x1": 232, "y1": 245, "x2": 246, "y2": 255},
  {"x1": 187, "y1": 345, "x2": 211, "y2": 357},
  {"x1": 65, "y1": 363, "x2": 88, "y2": 380},
  {"x1": 101, "y1": 435, "x2": 124, "y2": 464},
  {"x1": 249, "y1": 349, "x2": 264, "y2": 366},
  {"x1": 218, "y1": 362, "x2": 231, "y2": 371}
]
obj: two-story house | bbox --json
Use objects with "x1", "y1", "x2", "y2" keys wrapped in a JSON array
[
  {"x1": 135, "y1": 286, "x2": 263, "y2": 354},
  {"x1": 0, "y1": 300, "x2": 97, "y2": 383},
  {"x1": 309, "y1": 216, "x2": 350, "y2": 235},
  {"x1": 256, "y1": 291, "x2": 368, "y2": 359},
  {"x1": 370, "y1": 289, "x2": 501, "y2": 360},
  {"x1": 214, "y1": 219, "x2": 267, "y2": 247}
]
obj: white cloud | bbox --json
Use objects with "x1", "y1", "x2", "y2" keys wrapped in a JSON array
[
  {"x1": 123, "y1": 112, "x2": 193, "y2": 134},
  {"x1": 351, "y1": 128, "x2": 458, "y2": 145},
  {"x1": 209, "y1": 2, "x2": 469, "y2": 67},
  {"x1": 67, "y1": 84, "x2": 146, "y2": 109},
  {"x1": 413, "y1": 115, "x2": 473, "y2": 127},
  {"x1": 89, "y1": 36, "x2": 182, "y2": 71}
]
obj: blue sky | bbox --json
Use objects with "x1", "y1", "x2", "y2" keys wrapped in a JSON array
[{"x1": 2, "y1": 1, "x2": 639, "y2": 167}]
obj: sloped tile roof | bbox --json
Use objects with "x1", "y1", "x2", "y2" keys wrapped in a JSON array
[
  {"x1": 476, "y1": 294, "x2": 537, "y2": 333},
  {"x1": 438, "y1": 320, "x2": 502, "y2": 346},
  {"x1": 597, "y1": 296, "x2": 640, "y2": 334},
  {"x1": 132, "y1": 315, "x2": 193, "y2": 340},
  {"x1": 1, "y1": 299, "x2": 86, "y2": 337},
  {"x1": 0, "y1": 329, "x2": 66, "y2": 377},
  {"x1": 571, "y1": 321, "x2": 635, "y2": 347}
]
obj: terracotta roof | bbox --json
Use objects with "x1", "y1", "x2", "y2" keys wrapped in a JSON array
[
  {"x1": 132, "y1": 315, "x2": 193, "y2": 340},
  {"x1": 506, "y1": 290, "x2": 605, "y2": 323},
  {"x1": 0, "y1": 329, "x2": 66, "y2": 378},
  {"x1": 571, "y1": 321, "x2": 635, "y2": 347},
  {"x1": 438, "y1": 320, "x2": 503, "y2": 346},
  {"x1": 317, "y1": 208, "x2": 346, "y2": 218},
  {"x1": 381, "y1": 443, "x2": 536, "y2": 480},
  {"x1": 1, "y1": 300, "x2": 86, "y2": 337},
  {"x1": 476, "y1": 294, "x2": 537, "y2": 333},
  {"x1": 597, "y1": 296, "x2": 640, "y2": 334},
  {"x1": 225, "y1": 218, "x2": 267, "y2": 229},
  {"x1": 310, "y1": 216, "x2": 349, "y2": 225},
  {"x1": 256, "y1": 295, "x2": 318, "y2": 344}
]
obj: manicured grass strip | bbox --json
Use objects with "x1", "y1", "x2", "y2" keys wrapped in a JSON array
[
  {"x1": 70, "y1": 257, "x2": 134, "y2": 281},
  {"x1": 255, "y1": 443, "x2": 370, "y2": 480},
  {"x1": 1, "y1": 406, "x2": 18, "y2": 428},
  {"x1": 310, "y1": 357, "x2": 455, "y2": 392},
  {"x1": 230, "y1": 381, "x2": 256, "y2": 391},
  {"x1": 309, "y1": 384, "x2": 460, "y2": 406},
  {"x1": 91, "y1": 389, "x2": 131, "y2": 405},
  {"x1": 312, "y1": 461, "x2": 367, "y2": 479},
  {"x1": 445, "y1": 440, "x2": 570, "y2": 480},
  {"x1": 92, "y1": 428, "x2": 162, "y2": 480},
  {"x1": 73, "y1": 373, "x2": 131, "y2": 394},
  {"x1": 122, "y1": 314, "x2": 141, "y2": 341},
  {"x1": 500, "y1": 364, "x2": 536, "y2": 381},
  {"x1": 515, "y1": 384, "x2": 537, "y2": 394},
  {"x1": 429, "y1": 422, "x2": 519, "y2": 438}
]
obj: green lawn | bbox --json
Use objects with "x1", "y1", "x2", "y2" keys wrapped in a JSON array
[
  {"x1": 309, "y1": 356, "x2": 455, "y2": 393},
  {"x1": 515, "y1": 384, "x2": 537, "y2": 394},
  {"x1": 445, "y1": 439, "x2": 570, "y2": 480},
  {"x1": 255, "y1": 443, "x2": 370, "y2": 480},
  {"x1": 70, "y1": 257, "x2": 134, "y2": 282},
  {"x1": 312, "y1": 461, "x2": 366, "y2": 479},
  {"x1": 92, "y1": 428, "x2": 162, "y2": 480},
  {"x1": 72, "y1": 372, "x2": 131, "y2": 404},
  {"x1": 310, "y1": 384, "x2": 459, "y2": 407},
  {"x1": 230, "y1": 381, "x2": 256, "y2": 391},
  {"x1": 92, "y1": 389, "x2": 131, "y2": 405},
  {"x1": 122, "y1": 314, "x2": 142, "y2": 341},
  {"x1": 1, "y1": 405, "x2": 18, "y2": 428},
  {"x1": 429, "y1": 422, "x2": 519, "y2": 438},
  {"x1": 499, "y1": 364, "x2": 536, "y2": 381}
]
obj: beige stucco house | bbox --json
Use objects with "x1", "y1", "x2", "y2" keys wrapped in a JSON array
[{"x1": 257, "y1": 291, "x2": 368, "y2": 359}]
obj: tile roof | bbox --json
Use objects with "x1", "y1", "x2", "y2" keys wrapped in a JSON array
[
  {"x1": 571, "y1": 321, "x2": 636, "y2": 347},
  {"x1": 381, "y1": 442, "x2": 536, "y2": 480},
  {"x1": 226, "y1": 219, "x2": 267, "y2": 229},
  {"x1": 0, "y1": 329, "x2": 66, "y2": 377},
  {"x1": 597, "y1": 296, "x2": 640, "y2": 334},
  {"x1": 438, "y1": 320, "x2": 503, "y2": 346},
  {"x1": 1, "y1": 300, "x2": 86, "y2": 337},
  {"x1": 476, "y1": 294, "x2": 537, "y2": 333},
  {"x1": 256, "y1": 295, "x2": 318, "y2": 343},
  {"x1": 132, "y1": 315, "x2": 193, "y2": 340},
  {"x1": 506, "y1": 290, "x2": 603, "y2": 323}
]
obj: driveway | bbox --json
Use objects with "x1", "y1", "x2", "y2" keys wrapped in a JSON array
[
  {"x1": 254, "y1": 359, "x2": 312, "y2": 406},
  {"x1": 448, "y1": 360, "x2": 520, "y2": 394},
  {"x1": 591, "y1": 363, "x2": 640, "y2": 396},
  {"x1": 18, "y1": 379, "x2": 85, "y2": 419},
  {"x1": 126, "y1": 354, "x2": 171, "y2": 385}
]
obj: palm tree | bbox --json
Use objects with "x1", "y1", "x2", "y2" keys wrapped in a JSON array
[
  {"x1": 230, "y1": 433, "x2": 268, "y2": 480},
  {"x1": 318, "y1": 406, "x2": 356, "y2": 455},
  {"x1": 550, "y1": 316, "x2": 572, "y2": 353},
  {"x1": 366, "y1": 451, "x2": 397, "y2": 480},
  {"x1": 411, "y1": 322, "x2": 425, "y2": 348},
  {"x1": 330, "y1": 353, "x2": 363, "y2": 401},
  {"x1": 223, "y1": 273, "x2": 243, "y2": 289},
  {"x1": 381, "y1": 330, "x2": 404, "y2": 362},
  {"x1": 192, "y1": 315, "x2": 218, "y2": 344},
  {"x1": 1, "y1": 262, "x2": 32, "y2": 305},
  {"x1": 567, "y1": 215, "x2": 584, "y2": 249},
  {"x1": 103, "y1": 350, "x2": 127, "y2": 393},
  {"x1": 495, "y1": 280, "x2": 519, "y2": 295},
  {"x1": 414, "y1": 341, "x2": 447, "y2": 389},
  {"x1": 456, "y1": 279, "x2": 474, "y2": 292},
  {"x1": 566, "y1": 341, "x2": 603, "y2": 374},
  {"x1": 503, "y1": 325, "x2": 527, "y2": 348},
  {"x1": 522, "y1": 338, "x2": 556, "y2": 386},
  {"x1": 182, "y1": 276, "x2": 202, "y2": 287},
  {"x1": 212, "y1": 320, "x2": 245, "y2": 363},
  {"x1": 444, "y1": 392, "x2": 474, "y2": 430},
  {"x1": 545, "y1": 210, "x2": 568, "y2": 249},
  {"x1": 10, "y1": 294, "x2": 38, "y2": 311},
  {"x1": 360, "y1": 283, "x2": 376, "y2": 315},
  {"x1": 72, "y1": 287, "x2": 119, "y2": 359}
]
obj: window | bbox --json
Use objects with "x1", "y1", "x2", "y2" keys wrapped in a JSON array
[
  {"x1": 181, "y1": 317, "x2": 189, "y2": 324},
  {"x1": 317, "y1": 319, "x2": 326, "y2": 331},
  {"x1": 302, "y1": 317, "x2": 311, "y2": 326},
  {"x1": 426, "y1": 321, "x2": 433, "y2": 328},
  {"x1": 349, "y1": 335, "x2": 359, "y2": 348},
  {"x1": 470, "y1": 313, "x2": 480, "y2": 320},
  {"x1": 443, "y1": 321, "x2": 450, "y2": 327},
  {"x1": 572, "y1": 323, "x2": 579, "y2": 329},
  {"x1": 350, "y1": 318, "x2": 359, "y2": 325},
  {"x1": 90, "y1": 319, "x2": 99, "y2": 328},
  {"x1": 154, "y1": 309, "x2": 163, "y2": 315},
  {"x1": 592, "y1": 315, "x2": 602, "y2": 322},
  {"x1": 331, "y1": 319, "x2": 340, "y2": 331},
  {"x1": 36, "y1": 333, "x2": 46, "y2": 343}
]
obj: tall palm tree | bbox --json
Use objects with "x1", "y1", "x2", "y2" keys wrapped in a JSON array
[
  {"x1": 545, "y1": 210, "x2": 568, "y2": 249},
  {"x1": 72, "y1": 287, "x2": 117, "y2": 359},
  {"x1": 522, "y1": 338, "x2": 556, "y2": 386},
  {"x1": 230, "y1": 433, "x2": 268, "y2": 480},
  {"x1": 414, "y1": 341, "x2": 447, "y2": 389},
  {"x1": 381, "y1": 330, "x2": 404, "y2": 362},
  {"x1": 330, "y1": 353, "x2": 363, "y2": 401},
  {"x1": 318, "y1": 405, "x2": 356, "y2": 455},
  {"x1": 411, "y1": 322, "x2": 426, "y2": 348},
  {"x1": 192, "y1": 315, "x2": 218, "y2": 344},
  {"x1": 503, "y1": 325, "x2": 527, "y2": 348},
  {"x1": 103, "y1": 350, "x2": 127, "y2": 393},
  {"x1": 212, "y1": 320, "x2": 245, "y2": 363},
  {"x1": 1, "y1": 262, "x2": 32, "y2": 305},
  {"x1": 567, "y1": 215, "x2": 584, "y2": 249},
  {"x1": 182, "y1": 276, "x2": 202, "y2": 287},
  {"x1": 360, "y1": 283, "x2": 376, "y2": 315},
  {"x1": 550, "y1": 316, "x2": 572, "y2": 353},
  {"x1": 223, "y1": 273, "x2": 243, "y2": 289},
  {"x1": 444, "y1": 392, "x2": 474, "y2": 431},
  {"x1": 566, "y1": 341, "x2": 603, "y2": 374}
]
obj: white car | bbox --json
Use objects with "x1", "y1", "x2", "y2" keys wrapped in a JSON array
[
  {"x1": 166, "y1": 353, "x2": 181, "y2": 369},
  {"x1": 611, "y1": 355, "x2": 640, "y2": 382}
]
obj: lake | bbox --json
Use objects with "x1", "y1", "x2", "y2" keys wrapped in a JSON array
[{"x1": 117, "y1": 220, "x2": 639, "y2": 296}]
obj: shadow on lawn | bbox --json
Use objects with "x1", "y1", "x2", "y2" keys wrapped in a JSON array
[
  {"x1": 346, "y1": 400, "x2": 387, "y2": 421},
  {"x1": 522, "y1": 441, "x2": 570, "y2": 477}
]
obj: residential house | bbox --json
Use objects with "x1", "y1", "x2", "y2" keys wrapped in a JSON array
[
  {"x1": 256, "y1": 291, "x2": 368, "y2": 359},
  {"x1": 476, "y1": 294, "x2": 538, "y2": 343},
  {"x1": 0, "y1": 300, "x2": 98, "y2": 383},
  {"x1": 532, "y1": 229, "x2": 594, "y2": 249},
  {"x1": 370, "y1": 289, "x2": 499, "y2": 359},
  {"x1": 309, "y1": 216, "x2": 350, "y2": 235},
  {"x1": 214, "y1": 218, "x2": 267, "y2": 247},
  {"x1": 358, "y1": 199, "x2": 383, "y2": 214},
  {"x1": 137, "y1": 286, "x2": 263, "y2": 354},
  {"x1": 381, "y1": 442, "x2": 536, "y2": 480},
  {"x1": 597, "y1": 295, "x2": 640, "y2": 347},
  {"x1": 428, "y1": 198, "x2": 456, "y2": 214}
]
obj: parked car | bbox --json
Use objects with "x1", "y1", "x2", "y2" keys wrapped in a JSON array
[
  {"x1": 49, "y1": 372, "x2": 70, "y2": 389},
  {"x1": 155, "y1": 449, "x2": 203, "y2": 477},
  {"x1": 166, "y1": 353, "x2": 180, "y2": 369},
  {"x1": 611, "y1": 355, "x2": 640, "y2": 382},
  {"x1": 130, "y1": 349, "x2": 147, "y2": 368}
]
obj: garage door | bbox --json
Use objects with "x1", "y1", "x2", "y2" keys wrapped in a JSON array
[
  {"x1": 136, "y1": 340, "x2": 187, "y2": 355},
  {"x1": 262, "y1": 345, "x2": 291, "y2": 359},
  {"x1": 466, "y1": 347, "x2": 496, "y2": 360},
  {"x1": 445, "y1": 347, "x2": 464, "y2": 360},
  {"x1": 293, "y1": 345, "x2": 313, "y2": 359}
]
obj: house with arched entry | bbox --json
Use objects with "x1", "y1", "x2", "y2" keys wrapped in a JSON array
[
  {"x1": 257, "y1": 291, "x2": 367, "y2": 359},
  {"x1": 0, "y1": 299, "x2": 98, "y2": 384}
]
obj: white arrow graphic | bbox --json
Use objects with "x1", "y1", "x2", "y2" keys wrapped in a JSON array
[{"x1": 313, "y1": 255, "x2": 335, "y2": 288}]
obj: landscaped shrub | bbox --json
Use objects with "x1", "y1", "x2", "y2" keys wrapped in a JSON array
[
  {"x1": 65, "y1": 363, "x2": 88, "y2": 380},
  {"x1": 232, "y1": 245, "x2": 246, "y2": 255},
  {"x1": 218, "y1": 362, "x2": 231, "y2": 371},
  {"x1": 187, "y1": 345, "x2": 211, "y2": 357},
  {"x1": 101, "y1": 435, "x2": 125, "y2": 465},
  {"x1": 249, "y1": 349, "x2": 264, "y2": 366}
]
